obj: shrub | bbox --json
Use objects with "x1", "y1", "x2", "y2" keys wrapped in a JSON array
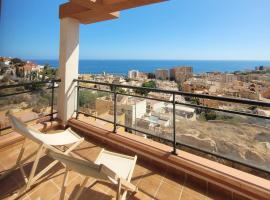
[{"x1": 134, "y1": 80, "x2": 156, "y2": 96}]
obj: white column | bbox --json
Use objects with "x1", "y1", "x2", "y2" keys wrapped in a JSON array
[{"x1": 57, "y1": 18, "x2": 80, "y2": 126}]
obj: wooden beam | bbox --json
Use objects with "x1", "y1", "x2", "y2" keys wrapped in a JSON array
[
  {"x1": 59, "y1": 2, "x2": 88, "y2": 19},
  {"x1": 79, "y1": 11, "x2": 119, "y2": 24},
  {"x1": 59, "y1": 2, "x2": 119, "y2": 24},
  {"x1": 70, "y1": 0, "x2": 166, "y2": 13},
  {"x1": 60, "y1": 0, "x2": 166, "y2": 25}
]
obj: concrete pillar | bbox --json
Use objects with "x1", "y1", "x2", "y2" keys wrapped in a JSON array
[{"x1": 57, "y1": 18, "x2": 80, "y2": 125}]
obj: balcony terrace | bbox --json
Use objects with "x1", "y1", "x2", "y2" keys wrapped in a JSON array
[
  {"x1": 1, "y1": 0, "x2": 270, "y2": 199},
  {"x1": 0, "y1": 118, "x2": 267, "y2": 200}
]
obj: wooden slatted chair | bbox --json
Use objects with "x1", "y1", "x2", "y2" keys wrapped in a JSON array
[
  {"x1": 0, "y1": 114, "x2": 84, "y2": 192},
  {"x1": 48, "y1": 148, "x2": 138, "y2": 200}
]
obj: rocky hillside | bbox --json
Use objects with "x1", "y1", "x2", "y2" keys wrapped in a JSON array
[{"x1": 174, "y1": 119, "x2": 270, "y2": 172}]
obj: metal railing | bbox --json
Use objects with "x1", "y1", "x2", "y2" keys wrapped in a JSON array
[
  {"x1": 75, "y1": 79, "x2": 270, "y2": 174},
  {"x1": 0, "y1": 79, "x2": 61, "y2": 132}
]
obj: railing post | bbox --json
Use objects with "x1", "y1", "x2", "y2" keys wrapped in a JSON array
[
  {"x1": 113, "y1": 85, "x2": 117, "y2": 133},
  {"x1": 76, "y1": 81, "x2": 80, "y2": 119},
  {"x1": 50, "y1": 80, "x2": 55, "y2": 121},
  {"x1": 172, "y1": 93, "x2": 177, "y2": 155}
]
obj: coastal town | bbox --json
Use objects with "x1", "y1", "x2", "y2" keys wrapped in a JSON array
[
  {"x1": 2, "y1": 56, "x2": 270, "y2": 103},
  {"x1": 1, "y1": 56, "x2": 270, "y2": 171}
]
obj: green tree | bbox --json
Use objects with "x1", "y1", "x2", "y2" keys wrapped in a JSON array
[
  {"x1": 11, "y1": 58, "x2": 24, "y2": 65},
  {"x1": 42, "y1": 64, "x2": 58, "y2": 80},
  {"x1": 116, "y1": 88, "x2": 126, "y2": 94},
  {"x1": 202, "y1": 110, "x2": 217, "y2": 121},
  {"x1": 134, "y1": 80, "x2": 156, "y2": 96},
  {"x1": 79, "y1": 90, "x2": 108, "y2": 108},
  {"x1": 177, "y1": 82, "x2": 182, "y2": 91},
  {"x1": 24, "y1": 81, "x2": 45, "y2": 91}
]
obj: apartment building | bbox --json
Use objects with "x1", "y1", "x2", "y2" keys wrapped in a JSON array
[
  {"x1": 170, "y1": 66, "x2": 193, "y2": 82},
  {"x1": 155, "y1": 69, "x2": 169, "y2": 80}
]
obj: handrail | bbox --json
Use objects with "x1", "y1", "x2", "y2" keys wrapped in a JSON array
[
  {"x1": 0, "y1": 79, "x2": 61, "y2": 90},
  {"x1": 0, "y1": 79, "x2": 61, "y2": 132},
  {"x1": 74, "y1": 79, "x2": 270, "y2": 107},
  {"x1": 75, "y1": 79, "x2": 270, "y2": 174},
  {"x1": 77, "y1": 85, "x2": 270, "y2": 120}
]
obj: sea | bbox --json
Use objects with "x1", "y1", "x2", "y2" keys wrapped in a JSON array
[{"x1": 33, "y1": 60, "x2": 270, "y2": 75}]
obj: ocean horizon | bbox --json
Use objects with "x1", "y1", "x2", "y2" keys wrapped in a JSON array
[{"x1": 32, "y1": 59, "x2": 270, "y2": 75}]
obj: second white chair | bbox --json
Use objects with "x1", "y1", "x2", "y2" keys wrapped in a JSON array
[{"x1": 48, "y1": 148, "x2": 138, "y2": 200}]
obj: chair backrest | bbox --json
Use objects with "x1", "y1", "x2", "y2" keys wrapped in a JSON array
[
  {"x1": 8, "y1": 114, "x2": 43, "y2": 144},
  {"x1": 48, "y1": 150, "x2": 111, "y2": 181}
]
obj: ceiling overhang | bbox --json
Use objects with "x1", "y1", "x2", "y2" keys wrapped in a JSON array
[{"x1": 59, "y1": 0, "x2": 167, "y2": 24}]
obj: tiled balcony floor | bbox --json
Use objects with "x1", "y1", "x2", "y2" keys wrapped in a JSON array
[{"x1": 0, "y1": 134, "x2": 226, "y2": 200}]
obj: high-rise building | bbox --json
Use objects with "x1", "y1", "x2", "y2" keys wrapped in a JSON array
[
  {"x1": 170, "y1": 66, "x2": 193, "y2": 82},
  {"x1": 155, "y1": 69, "x2": 169, "y2": 80}
]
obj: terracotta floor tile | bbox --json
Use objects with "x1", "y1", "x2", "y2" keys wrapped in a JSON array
[
  {"x1": 0, "y1": 161, "x2": 6, "y2": 172},
  {"x1": 128, "y1": 190, "x2": 153, "y2": 200},
  {"x1": 74, "y1": 188, "x2": 112, "y2": 200},
  {"x1": 0, "y1": 176, "x2": 20, "y2": 199},
  {"x1": 68, "y1": 180, "x2": 113, "y2": 200},
  {"x1": 1, "y1": 134, "x2": 249, "y2": 200},
  {"x1": 93, "y1": 181, "x2": 111, "y2": 191},
  {"x1": 137, "y1": 174, "x2": 161, "y2": 198},
  {"x1": 63, "y1": 175, "x2": 84, "y2": 196},
  {"x1": 74, "y1": 146, "x2": 102, "y2": 162},
  {"x1": 0, "y1": 155, "x2": 18, "y2": 170},
  {"x1": 155, "y1": 182, "x2": 182, "y2": 200},
  {"x1": 131, "y1": 164, "x2": 148, "y2": 185},
  {"x1": 49, "y1": 191, "x2": 69, "y2": 200},
  {"x1": 28, "y1": 180, "x2": 59, "y2": 200},
  {"x1": 49, "y1": 167, "x2": 81, "y2": 187},
  {"x1": 103, "y1": 185, "x2": 117, "y2": 199},
  {"x1": 8, "y1": 167, "x2": 29, "y2": 188}
]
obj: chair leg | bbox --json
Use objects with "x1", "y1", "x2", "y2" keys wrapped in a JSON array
[
  {"x1": 60, "y1": 167, "x2": 69, "y2": 200},
  {"x1": 116, "y1": 178, "x2": 122, "y2": 200},
  {"x1": 121, "y1": 190, "x2": 128, "y2": 200},
  {"x1": 19, "y1": 164, "x2": 28, "y2": 183},
  {"x1": 74, "y1": 177, "x2": 89, "y2": 200},
  {"x1": 26, "y1": 144, "x2": 43, "y2": 190},
  {"x1": 30, "y1": 139, "x2": 84, "y2": 184}
]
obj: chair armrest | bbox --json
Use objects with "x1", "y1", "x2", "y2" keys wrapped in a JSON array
[
  {"x1": 119, "y1": 178, "x2": 138, "y2": 192},
  {"x1": 99, "y1": 164, "x2": 118, "y2": 180},
  {"x1": 99, "y1": 164, "x2": 137, "y2": 192}
]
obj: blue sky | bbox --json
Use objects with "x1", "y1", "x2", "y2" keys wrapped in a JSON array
[{"x1": 0, "y1": 0, "x2": 270, "y2": 60}]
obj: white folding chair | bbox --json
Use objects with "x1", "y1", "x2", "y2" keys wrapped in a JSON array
[
  {"x1": 0, "y1": 114, "x2": 84, "y2": 191},
  {"x1": 48, "y1": 148, "x2": 138, "y2": 200}
]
